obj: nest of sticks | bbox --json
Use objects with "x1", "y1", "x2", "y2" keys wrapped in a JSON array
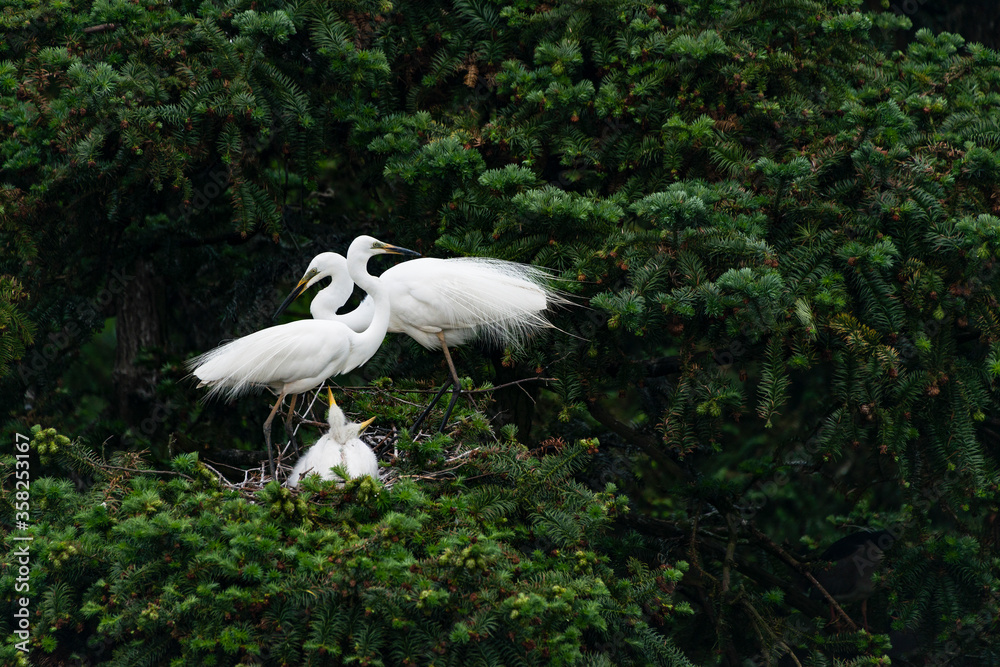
[{"x1": 194, "y1": 379, "x2": 540, "y2": 494}]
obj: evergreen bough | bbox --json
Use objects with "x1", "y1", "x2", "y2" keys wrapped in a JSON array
[
  {"x1": 1, "y1": 426, "x2": 693, "y2": 666},
  {"x1": 2, "y1": 0, "x2": 999, "y2": 663}
]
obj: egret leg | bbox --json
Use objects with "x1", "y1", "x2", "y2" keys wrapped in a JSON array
[
  {"x1": 284, "y1": 393, "x2": 299, "y2": 456},
  {"x1": 262, "y1": 392, "x2": 286, "y2": 477},
  {"x1": 438, "y1": 332, "x2": 463, "y2": 389},
  {"x1": 437, "y1": 332, "x2": 463, "y2": 431},
  {"x1": 410, "y1": 378, "x2": 452, "y2": 433},
  {"x1": 438, "y1": 385, "x2": 462, "y2": 432}
]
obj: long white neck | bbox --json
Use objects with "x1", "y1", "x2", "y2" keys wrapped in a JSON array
[
  {"x1": 346, "y1": 248, "x2": 391, "y2": 361},
  {"x1": 311, "y1": 274, "x2": 355, "y2": 320},
  {"x1": 332, "y1": 297, "x2": 375, "y2": 332}
]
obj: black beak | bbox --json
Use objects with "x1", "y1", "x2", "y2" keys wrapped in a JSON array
[
  {"x1": 273, "y1": 280, "x2": 309, "y2": 320},
  {"x1": 383, "y1": 244, "x2": 420, "y2": 257}
]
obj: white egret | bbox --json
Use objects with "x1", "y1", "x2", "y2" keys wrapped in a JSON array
[
  {"x1": 188, "y1": 236, "x2": 419, "y2": 474},
  {"x1": 286, "y1": 389, "x2": 379, "y2": 487},
  {"x1": 273, "y1": 249, "x2": 567, "y2": 430}
]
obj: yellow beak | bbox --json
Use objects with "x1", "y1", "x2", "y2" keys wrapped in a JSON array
[
  {"x1": 327, "y1": 387, "x2": 336, "y2": 407},
  {"x1": 359, "y1": 416, "x2": 376, "y2": 432}
]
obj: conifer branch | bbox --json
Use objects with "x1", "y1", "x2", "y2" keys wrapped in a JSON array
[
  {"x1": 747, "y1": 525, "x2": 859, "y2": 632},
  {"x1": 585, "y1": 397, "x2": 686, "y2": 480},
  {"x1": 83, "y1": 23, "x2": 117, "y2": 34}
]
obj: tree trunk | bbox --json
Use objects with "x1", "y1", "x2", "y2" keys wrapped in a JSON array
[
  {"x1": 865, "y1": 0, "x2": 1000, "y2": 51},
  {"x1": 926, "y1": 2, "x2": 1000, "y2": 49},
  {"x1": 114, "y1": 257, "x2": 163, "y2": 426},
  {"x1": 488, "y1": 352, "x2": 539, "y2": 443}
]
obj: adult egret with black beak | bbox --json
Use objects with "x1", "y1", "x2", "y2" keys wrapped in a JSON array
[
  {"x1": 189, "y1": 236, "x2": 419, "y2": 474},
  {"x1": 273, "y1": 248, "x2": 565, "y2": 430}
]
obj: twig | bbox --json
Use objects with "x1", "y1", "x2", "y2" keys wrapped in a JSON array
[
  {"x1": 398, "y1": 473, "x2": 456, "y2": 481},
  {"x1": 444, "y1": 448, "x2": 480, "y2": 463},
  {"x1": 98, "y1": 464, "x2": 193, "y2": 481},
  {"x1": 398, "y1": 461, "x2": 469, "y2": 480},
  {"x1": 722, "y1": 513, "x2": 737, "y2": 594},
  {"x1": 199, "y1": 461, "x2": 230, "y2": 485},
  {"x1": 373, "y1": 427, "x2": 397, "y2": 450},
  {"x1": 738, "y1": 597, "x2": 805, "y2": 667},
  {"x1": 292, "y1": 388, "x2": 324, "y2": 438},
  {"x1": 331, "y1": 377, "x2": 555, "y2": 395},
  {"x1": 83, "y1": 23, "x2": 117, "y2": 33},
  {"x1": 626, "y1": 515, "x2": 825, "y2": 617},
  {"x1": 778, "y1": 642, "x2": 804, "y2": 667},
  {"x1": 385, "y1": 396, "x2": 425, "y2": 407},
  {"x1": 202, "y1": 457, "x2": 251, "y2": 473},
  {"x1": 748, "y1": 525, "x2": 858, "y2": 632},
  {"x1": 586, "y1": 398, "x2": 686, "y2": 480}
]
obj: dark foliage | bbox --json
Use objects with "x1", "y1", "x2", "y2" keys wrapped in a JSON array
[{"x1": 2, "y1": 0, "x2": 999, "y2": 664}]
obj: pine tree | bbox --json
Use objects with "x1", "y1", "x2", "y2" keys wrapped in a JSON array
[{"x1": 2, "y1": 0, "x2": 999, "y2": 664}]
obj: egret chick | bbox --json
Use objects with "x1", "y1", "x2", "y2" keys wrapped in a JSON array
[
  {"x1": 274, "y1": 249, "x2": 567, "y2": 430},
  {"x1": 188, "y1": 236, "x2": 419, "y2": 475},
  {"x1": 286, "y1": 389, "x2": 378, "y2": 487}
]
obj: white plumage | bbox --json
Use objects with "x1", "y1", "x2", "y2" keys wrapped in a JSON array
[
  {"x1": 188, "y1": 236, "x2": 419, "y2": 473},
  {"x1": 273, "y1": 249, "x2": 566, "y2": 430},
  {"x1": 286, "y1": 390, "x2": 378, "y2": 487},
  {"x1": 277, "y1": 252, "x2": 563, "y2": 351},
  {"x1": 189, "y1": 319, "x2": 370, "y2": 400}
]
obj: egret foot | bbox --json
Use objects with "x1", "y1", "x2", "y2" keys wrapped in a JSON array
[
  {"x1": 436, "y1": 332, "x2": 463, "y2": 431},
  {"x1": 411, "y1": 379, "x2": 452, "y2": 433},
  {"x1": 439, "y1": 384, "x2": 461, "y2": 431}
]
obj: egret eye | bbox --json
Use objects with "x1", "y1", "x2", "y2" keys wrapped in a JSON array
[{"x1": 189, "y1": 235, "x2": 410, "y2": 477}]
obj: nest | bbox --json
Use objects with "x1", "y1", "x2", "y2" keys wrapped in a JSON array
[{"x1": 196, "y1": 384, "x2": 494, "y2": 495}]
